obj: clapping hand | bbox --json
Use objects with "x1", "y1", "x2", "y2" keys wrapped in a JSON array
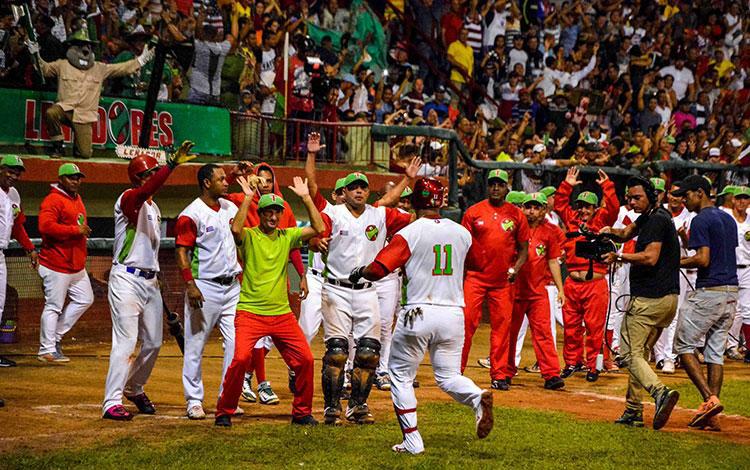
[
  {"x1": 596, "y1": 169, "x2": 609, "y2": 185},
  {"x1": 236, "y1": 175, "x2": 256, "y2": 197}
]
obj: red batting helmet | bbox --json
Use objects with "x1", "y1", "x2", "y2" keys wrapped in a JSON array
[
  {"x1": 128, "y1": 155, "x2": 159, "y2": 185},
  {"x1": 411, "y1": 177, "x2": 444, "y2": 210}
]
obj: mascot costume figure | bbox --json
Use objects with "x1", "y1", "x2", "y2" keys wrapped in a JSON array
[{"x1": 27, "y1": 23, "x2": 154, "y2": 158}]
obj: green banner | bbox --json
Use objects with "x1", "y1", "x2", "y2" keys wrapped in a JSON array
[{"x1": 0, "y1": 87, "x2": 231, "y2": 155}]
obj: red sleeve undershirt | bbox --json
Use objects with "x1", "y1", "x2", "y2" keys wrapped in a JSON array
[
  {"x1": 174, "y1": 215, "x2": 197, "y2": 247},
  {"x1": 11, "y1": 210, "x2": 35, "y2": 251},
  {"x1": 369, "y1": 235, "x2": 411, "y2": 280},
  {"x1": 384, "y1": 207, "x2": 412, "y2": 235},
  {"x1": 313, "y1": 191, "x2": 328, "y2": 211},
  {"x1": 120, "y1": 165, "x2": 172, "y2": 225}
]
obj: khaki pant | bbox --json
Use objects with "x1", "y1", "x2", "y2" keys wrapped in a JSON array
[
  {"x1": 45, "y1": 104, "x2": 93, "y2": 158},
  {"x1": 619, "y1": 294, "x2": 678, "y2": 411}
]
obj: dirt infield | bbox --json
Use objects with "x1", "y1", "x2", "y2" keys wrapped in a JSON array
[{"x1": 2, "y1": 325, "x2": 750, "y2": 454}]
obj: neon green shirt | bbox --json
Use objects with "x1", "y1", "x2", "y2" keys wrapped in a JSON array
[{"x1": 237, "y1": 226, "x2": 303, "y2": 315}]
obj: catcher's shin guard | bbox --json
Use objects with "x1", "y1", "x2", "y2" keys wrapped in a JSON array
[
  {"x1": 322, "y1": 337, "x2": 349, "y2": 409},
  {"x1": 349, "y1": 338, "x2": 381, "y2": 406}
]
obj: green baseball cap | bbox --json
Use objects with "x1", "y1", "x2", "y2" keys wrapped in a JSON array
[
  {"x1": 718, "y1": 185, "x2": 739, "y2": 196},
  {"x1": 334, "y1": 177, "x2": 346, "y2": 192},
  {"x1": 487, "y1": 169, "x2": 509, "y2": 183},
  {"x1": 734, "y1": 186, "x2": 750, "y2": 199},
  {"x1": 540, "y1": 186, "x2": 556, "y2": 198},
  {"x1": 506, "y1": 191, "x2": 526, "y2": 204},
  {"x1": 58, "y1": 163, "x2": 85, "y2": 177},
  {"x1": 523, "y1": 192, "x2": 548, "y2": 206},
  {"x1": 257, "y1": 193, "x2": 285, "y2": 211},
  {"x1": 576, "y1": 191, "x2": 599, "y2": 206},
  {"x1": 664, "y1": 135, "x2": 676, "y2": 145},
  {"x1": 650, "y1": 177, "x2": 666, "y2": 192},
  {"x1": 343, "y1": 172, "x2": 369, "y2": 187},
  {"x1": 0, "y1": 155, "x2": 24, "y2": 169},
  {"x1": 401, "y1": 187, "x2": 413, "y2": 198}
]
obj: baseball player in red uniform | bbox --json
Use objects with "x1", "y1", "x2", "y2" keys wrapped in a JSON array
[
  {"x1": 349, "y1": 177, "x2": 494, "y2": 454},
  {"x1": 507, "y1": 192, "x2": 566, "y2": 390},
  {"x1": 461, "y1": 169, "x2": 529, "y2": 390},
  {"x1": 102, "y1": 143, "x2": 195, "y2": 421},
  {"x1": 553, "y1": 168, "x2": 619, "y2": 382},
  {"x1": 37, "y1": 163, "x2": 93, "y2": 364}
]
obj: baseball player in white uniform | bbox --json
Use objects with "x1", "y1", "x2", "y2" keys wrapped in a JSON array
[
  {"x1": 722, "y1": 186, "x2": 750, "y2": 359},
  {"x1": 349, "y1": 177, "x2": 493, "y2": 454},
  {"x1": 176, "y1": 164, "x2": 243, "y2": 419},
  {"x1": 305, "y1": 133, "x2": 419, "y2": 425},
  {"x1": 102, "y1": 142, "x2": 195, "y2": 421},
  {"x1": 0, "y1": 163, "x2": 14, "y2": 368},
  {"x1": 653, "y1": 181, "x2": 696, "y2": 374}
]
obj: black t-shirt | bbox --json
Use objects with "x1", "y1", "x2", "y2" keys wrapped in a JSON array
[{"x1": 629, "y1": 207, "x2": 681, "y2": 298}]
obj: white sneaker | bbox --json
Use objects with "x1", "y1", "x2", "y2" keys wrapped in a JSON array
[
  {"x1": 477, "y1": 357, "x2": 491, "y2": 369},
  {"x1": 475, "y1": 390, "x2": 494, "y2": 439},
  {"x1": 391, "y1": 442, "x2": 423, "y2": 455},
  {"x1": 234, "y1": 406, "x2": 244, "y2": 416},
  {"x1": 241, "y1": 375, "x2": 257, "y2": 403},
  {"x1": 662, "y1": 359, "x2": 676, "y2": 375},
  {"x1": 258, "y1": 381, "x2": 280, "y2": 405},
  {"x1": 187, "y1": 404, "x2": 206, "y2": 420}
]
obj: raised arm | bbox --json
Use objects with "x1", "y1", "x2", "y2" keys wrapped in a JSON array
[
  {"x1": 231, "y1": 176, "x2": 256, "y2": 242},
  {"x1": 305, "y1": 132, "x2": 324, "y2": 197},
  {"x1": 553, "y1": 167, "x2": 582, "y2": 226},
  {"x1": 289, "y1": 176, "x2": 325, "y2": 241},
  {"x1": 375, "y1": 156, "x2": 422, "y2": 207}
]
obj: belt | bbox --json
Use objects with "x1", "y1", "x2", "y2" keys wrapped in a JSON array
[
  {"x1": 738, "y1": 265, "x2": 749, "y2": 269},
  {"x1": 326, "y1": 278, "x2": 373, "y2": 290},
  {"x1": 209, "y1": 276, "x2": 237, "y2": 286},
  {"x1": 311, "y1": 269, "x2": 324, "y2": 278},
  {"x1": 125, "y1": 266, "x2": 157, "y2": 280},
  {"x1": 567, "y1": 272, "x2": 605, "y2": 283},
  {"x1": 701, "y1": 285, "x2": 739, "y2": 292}
]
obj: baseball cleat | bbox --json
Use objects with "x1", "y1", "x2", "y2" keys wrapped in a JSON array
[
  {"x1": 653, "y1": 388, "x2": 680, "y2": 430},
  {"x1": 324, "y1": 406, "x2": 343, "y2": 426},
  {"x1": 476, "y1": 390, "x2": 494, "y2": 439},
  {"x1": 345, "y1": 403, "x2": 375, "y2": 424},
  {"x1": 614, "y1": 409, "x2": 644, "y2": 427},
  {"x1": 0, "y1": 356, "x2": 16, "y2": 367},
  {"x1": 661, "y1": 359, "x2": 676, "y2": 374},
  {"x1": 585, "y1": 370, "x2": 600, "y2": 382},
  {"x1": 726, "y1": 347, "x2": 744, "y2": 361},
  {"x1": 241, "y1": 377, "x2": 257, "y2": 403},
  {"x1": 543, "y1": 376, "x2": 565, "y2": 390},
  {"x1": 234, "y1": 406, "x2": 245, "y2": 416},
  {"x1": 103, "y1": 404, "x2": 133, "y2": 421},
  {"x1": 656, "y1": 360, "x2": 664, "y2": 370},
  {"x1": 375, "y1": 372, "x2": 392, "y2": 391},
  {"x1": 125, "y1": 393, "x2": 156, "y2": 414},
  {"x1": 214, "y1": 414, "x2": 232, "y2": 427},
  {"x1": 37, "y1": 352, "x2": 69, "y2": 364},
  {"x1": 560, "y1": 363, "x2": 583, "y2": 378},
  {"x1": 258, "y1": 381, "x2": 280, "y2": 405},
  {"x1": 187, "y1": 404, "x2": 206, "y2": 420},
  {"x1": 391, "y1": 443, "x2": 423, "y2": 455},
  {"x1": 291, "y1": 414, "x2": 319, "y2": 426},
  {"x1": 523, "y1": 362, "x2": 540, "y2": 374},
  {"x1": 490, "y1": 379, "x2": 509, "y2": 391}
]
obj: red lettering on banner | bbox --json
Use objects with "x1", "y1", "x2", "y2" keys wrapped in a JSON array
[
  {"x1": 149, "y1": 113, "x2": 159, "y2": 147},
  {"x1": 24, "y1": 100, "x2": 38, "y2": 140},
  {"x1": 158, "y1": 112, "x2": 173, "y2": 147},
  {"x1": 130, "y1": 109, "x2": 144, "y2": 145},
  {"x1": 92, "y1": 107, "x2": 107, "y2": 145}
]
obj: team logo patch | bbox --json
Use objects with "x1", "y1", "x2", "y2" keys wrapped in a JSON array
[
  {"x1": 745, "y1": 231, "x2": 750, "y2": 242},
  {"x1": 365, "y1": 224, "x2": 379, "y2": 241},
  {"x1": 501, "y1": 219, "x2": 515, "y2": 232},
  {"x1": 536, "y1": 244, "x2": 546, "y2": 257},
  {"x1": 11, "y1": 204, "x2": 19, "y2": 218},
  {"x1": 77, "y1": 213, "x2": 85, "y2": 225}
]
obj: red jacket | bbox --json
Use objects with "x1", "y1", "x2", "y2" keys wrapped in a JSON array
[
  {"x1": 38, "y1": 184, "x2": 88, "y2": 273},
  {"x1": 553, "y1": 180, "x2": 619, "y2": 274}
]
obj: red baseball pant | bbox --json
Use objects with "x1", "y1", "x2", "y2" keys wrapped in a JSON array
[
  {"x1": 562, "y1": 278, "x2": 609, "y2": 370},
  {"x1": 462, "y1": 279, "x2": 514, "y2": 380},
  {"x1": 507, "y1": 296, "x2": 560, "y2": 380},
  {"x1": 216, "y1": 311, "x2": 313, "y2": 418}
]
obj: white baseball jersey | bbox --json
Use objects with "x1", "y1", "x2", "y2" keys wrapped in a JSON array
[
  {"x1": 0, "y1": 189, "x2": 11, "y2": 249},
  {"x1": 387, "y1": 217, "x2": 471, "y2": 308},
  {"x1": 310, "y1": 250, "x2": 325, "y2": 272},
  {"x1": 7, "y1": 187, "x2": 22, "y2": 221},
  {"x1": 113, "y1": 192, "x2": 162, "y2": 271},
  {"x1": 177, "y1": 198, "x2": 241, "y2": 279},
  {"x1": 667, "y1": 205, "x2": 695, "y2": 255},
  {"x1": 322, "y1": 203, "x2": 389, "y2": 280},
  {"x1": 730, "y1": 211, "x2": 750, "y2": 265}
]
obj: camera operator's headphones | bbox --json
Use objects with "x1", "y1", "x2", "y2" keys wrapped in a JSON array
[{"x1": 627, "y1": 176, "x2": 658, "y2": 205}]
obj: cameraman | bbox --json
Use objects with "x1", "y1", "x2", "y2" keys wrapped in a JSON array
[
  {"x1": 553, "y1": 167, "x2": 619, "y2": 382},
  {"x1": 600, "y1": 177, "x2": 681, "y2": 430}
]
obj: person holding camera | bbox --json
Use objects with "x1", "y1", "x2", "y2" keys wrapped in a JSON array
[
  {"x1": 553, "y1": 167, "x2": 619, "y2": 382},
  {"x1": 600, "y1": 177, "x2": 682, "y2": 430},
  {"x1": 672, "y1": 175, "x2": 739, "y2": 431}
]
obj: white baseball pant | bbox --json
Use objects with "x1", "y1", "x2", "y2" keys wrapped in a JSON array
[
  {"x1": 298, "y1": 271, "x2": 325, "y2": 343},
  {"x1": 654, "y1": 270, "x2": 696, "y2": 362},
  {"x1": 389, "y1": 305, "x2": 484, "y2": 454},
  {"x1": 607, "y1": 264, "x2": 630, "y2": 352},
  {"x1": 102, "y1": 265, "x2": 162, "y2": 414},
  {"x1": 726, "y1": 267, "x2": 750, "y2": 350},
  {"x1": 183, "y1": 279, "x2": 240, "y2": 408},
  {"x1": 376, "y1": 275, "x2": 401, "y2": 374},
  {"x1": 514, "y1": 285, "x2": 562, "y2": 367},
  {"x1": 0, "y1": 252, "x2": 6, "y2": 323},
  {"x1": 37, "y1": 264, "x2": 94, "y2": 355},
  {"x1": 321, "y1": 282, "x2": 380, "y2": 342}
]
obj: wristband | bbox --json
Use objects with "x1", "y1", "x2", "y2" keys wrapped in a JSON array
[{"x1": 181, "y1": 268, "x2": 194, "y2": 282}]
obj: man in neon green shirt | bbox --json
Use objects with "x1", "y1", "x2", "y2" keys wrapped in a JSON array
[{"x1": 215, "y1": 176, "x2": 325, "y2": 427}]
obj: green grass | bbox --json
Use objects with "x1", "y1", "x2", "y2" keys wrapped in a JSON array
[{"x1": 4, "y1": 404, "x2": 748, "y2": 470}]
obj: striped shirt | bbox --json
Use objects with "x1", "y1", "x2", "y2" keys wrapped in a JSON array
[{"x1": 464, "y1": 16, "x2": 483, "y2": 54}]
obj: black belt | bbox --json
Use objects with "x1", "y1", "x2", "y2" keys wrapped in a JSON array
[
  {"x1": 326, "y1": 278, "x2": 373, "y2": 290},
  {"x1": 738, "y1": 265, "x2": 749, "y2": 269},
  {"x1": 125, "y1": 266, "x2": 157, "y2": 280},
  {"x1": 209, "y1": 276, "x2": 237, "y2": 286},
  {"x1": 311, "y1": 269, "x2": 324, "y2": 277}
]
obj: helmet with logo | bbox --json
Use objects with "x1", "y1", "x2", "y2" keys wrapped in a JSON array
[
  {"x1": 128, "y1": 154, "x2": 159, "y2": 186},
  {"x1": 411, "y1": 177, "x2": 444, "y2": 210}
]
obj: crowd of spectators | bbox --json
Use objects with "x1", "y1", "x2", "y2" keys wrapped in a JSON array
[{"x1": 0, "y1": 0, "x2": 749, "y2": 185}]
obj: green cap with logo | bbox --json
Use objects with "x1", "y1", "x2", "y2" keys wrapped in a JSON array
[
  {"x1": 718, "y1": 185, "x2": 739, "y2": 196},
  {"x1": 487, "y1": 169, "x2": 509, "y2": 183},
  {"x1": 401, "y1": 187, "x2": 413, "y2": 198},
  {"x1": 650, "y1": 177, "x2": 666, "y2": 192},
  {"x1": 334, "y1": 177, "x2": 346, "y2": 192},
  {"x1": 506, "y1": 191, "x2": 526, "y2": 205},
  {"x1": 523, "y1": 192, "x2": 548, "y2": 206},
  {"x1": 734, "y1": 186, "x2": 750, "y2": 199},
  {"x1": 575, "y1": 191, "x2": 599, "y2": 206},
  {"x1": 58, "y1": 163, "x2": 85, "y2": 177},
  {"x1": 0, "y1": 155, "x2": 24, "y2": 169},
  {"x1": 539, "y1": 186, "x2": 556, "y2": 198},
  {"x1": 257, "y1": 193, "x2": 285, "y2": 211},
  {"x1": 343, "y1": 172, "x2": 369, "y2": 187}
]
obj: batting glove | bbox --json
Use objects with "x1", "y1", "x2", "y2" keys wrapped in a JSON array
[{"x1": 348, "y1": 266, "x2": 366, "y2": 284}]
